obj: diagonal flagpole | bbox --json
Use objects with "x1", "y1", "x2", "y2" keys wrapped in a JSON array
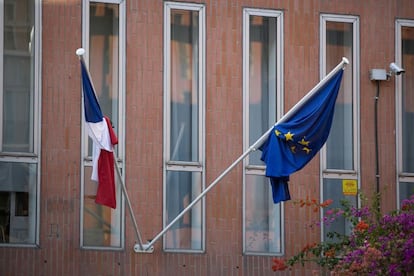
[
  {"x1": 76, "y1": 48, "x2": 153, "y2": 253},
  {"x1": 138, "y1": 57, "x2": 349, "y2": 253}
]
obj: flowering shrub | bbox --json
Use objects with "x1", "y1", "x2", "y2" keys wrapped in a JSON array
[{"x1": 272, "y1": 194, "x2": 414, "y2": 275}]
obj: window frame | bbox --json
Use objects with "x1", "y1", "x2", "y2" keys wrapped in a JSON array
[
  {"x1": 242, "y1": 7, "x2": 284, "y2": 256},
  {"x1": 0, "y1": 0, "x2": 42, "y2": 247},
  {"x1": 395, "y1": 19, "x2": 414, "y2": 206},
  {"x1": 163, "y1": 1, "x2": 206, "y2": 253},
  {"x1": 80, "y1": 0, "x2": 126, "y2": 250},
  {"x1": 319, "y1": 13, "x2": 360, "y2": 241}
]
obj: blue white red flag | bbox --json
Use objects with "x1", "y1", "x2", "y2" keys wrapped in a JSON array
[{"x1": 80, "y1": 59, "x2": 118, "y2": 209}]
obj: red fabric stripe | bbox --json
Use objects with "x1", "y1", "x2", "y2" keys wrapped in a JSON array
[{"x1": 95, "y1": 116, "x2": 118, "y2": 209}]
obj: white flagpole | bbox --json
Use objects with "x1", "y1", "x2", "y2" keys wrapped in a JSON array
[
  {"x1": 76, "y1": 48, "x2": 153, "y2": 252},
  {"x1": 140, "y1": 57, "x2": 349, "y2": 252}
]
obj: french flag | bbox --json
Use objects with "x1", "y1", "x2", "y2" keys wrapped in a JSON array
[{"x1": 80, "y1": 59, "x2": 118, "y2": 209}]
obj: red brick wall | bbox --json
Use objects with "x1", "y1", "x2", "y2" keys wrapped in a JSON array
[{"x1": 0, "y1": 0, "x2": 413, "y2": 275}]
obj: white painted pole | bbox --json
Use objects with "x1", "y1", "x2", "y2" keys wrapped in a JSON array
[
  {"x1": 76, "y1": 48, "x2": 153, "y2": 252},
  {"x1": 142, "y1": 57, "x2": 349, "y2": 251}
]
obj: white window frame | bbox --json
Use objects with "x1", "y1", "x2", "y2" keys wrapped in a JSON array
[
  {"x1": 0, "y1": 0, "x2": 42, "y2": 247},
  {"x1": 320, "y1": 14, "x2": 360, "y2": 240},
  {"x1": 396, "y1": 19, "x2": 414, "y2": 206},
  {"x1": 80, "y1": 0, "x2": 126, "y2": 250},
  {"x1": 242, "y1": 8, "x2": 284, "y2": 256},
  {"x1": 163, "y1": 1, "x2": 206, "y2": 253}
]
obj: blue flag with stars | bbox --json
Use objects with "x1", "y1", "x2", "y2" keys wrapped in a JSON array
[{"x1": 260, "y1": 70, "x2": 344, "y2": 204}]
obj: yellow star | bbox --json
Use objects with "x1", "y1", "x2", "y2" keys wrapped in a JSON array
[
  {"x1": 299, "y1": 138, "x2": 310, "y2": 146},
  {"x1": 284, "y1": 131, "x2": 294, "y2": 141},
  {"x1": 275, "y1": 129, "x2": 281, "y2": 136},
  {"x1": 290, "y1": 145, "x2": 296, "y2": 153},
  {"x1": 302, "y1": 147, "x2": 311, "y2": 154}
]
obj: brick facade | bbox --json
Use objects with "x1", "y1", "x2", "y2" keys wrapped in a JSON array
[{"x1": 1, "y1": 0, "x2": 413, "y2": 275}]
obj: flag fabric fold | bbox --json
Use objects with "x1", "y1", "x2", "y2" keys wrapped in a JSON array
[
  {"x1": 80, "y1": 59, "x2": 118, "y2": 209},
  {"x1": 260, "y1": 70, "x2": 344, "y2": 204}
]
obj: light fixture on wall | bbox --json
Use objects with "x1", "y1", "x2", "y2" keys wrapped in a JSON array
[{"x1": 369, "y1": 62, "x2": 405, "y2": 196}]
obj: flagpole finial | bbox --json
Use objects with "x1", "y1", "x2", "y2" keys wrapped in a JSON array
[
  {"x1": 342, "y1": 57, "x2": 349, "y2": 65},
  {"x1": 76, "y1": 48, "x2": 85, "y2": 56}
]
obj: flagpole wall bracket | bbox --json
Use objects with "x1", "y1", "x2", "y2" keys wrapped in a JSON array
[{"x1": 134, "y1": 243, "x2": 154, "y2": 253}]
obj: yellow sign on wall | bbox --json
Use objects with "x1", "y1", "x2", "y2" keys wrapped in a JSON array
[{"x1": 342, "y1": 179, "x2": 358, "y2": 196}]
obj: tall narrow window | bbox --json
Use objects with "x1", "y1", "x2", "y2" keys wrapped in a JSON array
[
  {"x1": 242, "y1": 8, "x2": 283, "y2": 255},
  {"x1": 163, "y1": 2, "x2": 205, "y2": 252},
  {"x1": 0, "y1": 0, "x2": 40, "y2": 245},
  {"x1": 396, "y1": 20, "x2": 414, "y2": 206},
  {"x1": 80, "y1": 0, "x2": 125, "y2": 249},
  {"x1": 320, "y1": 14, "x2": 360, "y2": 240}
]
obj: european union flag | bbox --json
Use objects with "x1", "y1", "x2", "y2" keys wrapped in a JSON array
[{"x1": 260, "y1": 70, "x2": 344, "y2": 204}]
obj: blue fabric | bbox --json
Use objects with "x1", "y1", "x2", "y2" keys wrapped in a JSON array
[
  {"x1": 81, "y1": 60, "x2": 103, "y2": 123},
  {"x1": 260, "y1": 70, "x2": 344, "y2": 204}
]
